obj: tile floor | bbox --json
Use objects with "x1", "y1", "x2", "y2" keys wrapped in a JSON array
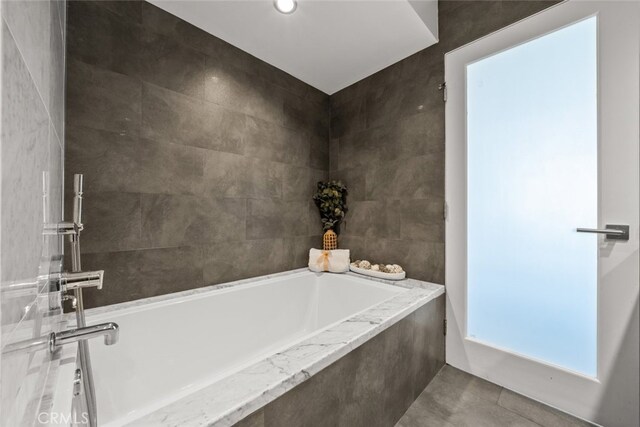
[{"x1": 396, "y1": 365, "x2": 593, "y2": 427}]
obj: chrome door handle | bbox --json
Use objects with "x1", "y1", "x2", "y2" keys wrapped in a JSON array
[{"x1": 576, "y1": 224, "x2": 629, "y2": 240}]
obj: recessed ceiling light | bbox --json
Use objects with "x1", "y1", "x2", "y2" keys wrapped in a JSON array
[{"x1": 274, "y1": 0, "x2": 297, "y2": 14}]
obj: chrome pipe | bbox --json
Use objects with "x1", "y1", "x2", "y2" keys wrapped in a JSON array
[
  {"x1": 70, "y1": 174, "x2": 83, "y2": 272},
  {"x1": 69, "y1": 235, "x2": 82, "y2": 273},
  {"x1": 73, "y1": 174, "x2": 83, "y2": 228},
  {"x1": 76, "y1": 297, "x2": 97, "y2": 427},
  {"x1": 68, "y1": 173, "x2": 99, "y2": 427}
]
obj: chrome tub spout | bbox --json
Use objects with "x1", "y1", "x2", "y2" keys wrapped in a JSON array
[{"x1": 50, "y1": 322, "x2": 120, "y2": 352}]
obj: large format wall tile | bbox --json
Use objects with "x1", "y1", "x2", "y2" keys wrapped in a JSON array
[
  {"x1": 338, "y1": 330, "x2": 386, "y2": 426},
  {"x1": 365, "y1": 80, "x2": 439, "y2": 131},
  {"x1": 66, "y1": 1, "x2": 330, "y2": 306},
  {"x1": 399, "y1": 199, "x2": 444, "y2": 242},
  {"x1": 94, "y1": 0, "x2": 142, "y2": 24},
  {"x1": 137, "y1": 29, "x2": 205, "y2": 99},
  {"x1": 2, "y1": 0, "x2": 51, "y2": 106},
  {"x1": 246, "y1": 199, "x2": 287, "y2": 240},
  {"x1": 138, "y1": 138, "x2": 204, "y2": 196},
  {"x1": 245, "y1": 199, "x2": 315, "y2": 240},
  {"x1": 282, "y1": 91, "x2": 329, "y2": 134},
  {"x1": 202, "y1": 151, "x2": 283, "y2": 200},
  {"x1": 79, "y1": 192, "x2": 142, "y2": 254},
  {"x1": 67, "y1": 1, "x2": 142, "y2": 77},
  {"x1": 329, "y1": 167, "x2": 365, "y2": 202},
  {"x1": 66, "y1": 125, "x2": 141, "y2": 193},
  {"x1": 330, "y1": 96, "x2": 367, "y2": 139},
  {"x1": 341, "y1": 201, "x2": 400, "y2": 240},
  {"x1": 283, "y1": 235, "x2": 322, "y2": 270},
  {"x1": 81, "y1": 246, "x2": 204, "y2": 307},
  {"x1": 264, "y1": 351, "x2": 345, "y2": 427},
  {"x1": 309, "y1": 130, "x2": 330, "y2": 170},
  {"x1": 282, "y1": 165, "x2": 328, "y2": 201},
  {"x1": 204, "y1": 60, "x2": 286, "y2": 126},
  {"x1": 203, "y1": 239, "x2": 286, "y2": 285},
  {"x1": 140, "y1": 0, "x2": 224, "y2": 57},
  {"x1": 411, "y1": 295, "x2": 446, "y2": 398},
  {"x1": 141, "y1": 194, "x2": 245, "y2": 247},
  {"x1": 1, "y1": 0, "x2": 67, "y2": 422},
  {"x1": 329, "y1": 1, "x2": 558, "y2": 285},
  {"x1": 383, "y1": 319, "x2": 417, "y2": 425},
  {"x1": 337, "y1": 111, "x2": 443, "y2": 171},
  {"x1": 66, "y1": 59, "x2": 142, "y2": 136},
  {"x1": 243, "y1": 115, "x2": 309, "y2": 165},
  {"x1": 1, "y1": 23, "x2": 50, "y2": 285},
  {"x1": 141, "y1": 83, "x2": 246, "y2": 154}
]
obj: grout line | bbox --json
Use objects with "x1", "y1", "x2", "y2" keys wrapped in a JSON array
[{"x1": 70, "y1": 68, "x2": 328, "y2": 170}]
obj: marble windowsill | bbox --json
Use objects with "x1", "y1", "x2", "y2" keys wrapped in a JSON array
[{"x1": 56, "y1": 268, "x2": 444, "y2": 426}]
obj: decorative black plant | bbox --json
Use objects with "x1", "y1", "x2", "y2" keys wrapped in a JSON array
[{"x1": 313, "y1": 180, "x2": 348, "y2": 234}]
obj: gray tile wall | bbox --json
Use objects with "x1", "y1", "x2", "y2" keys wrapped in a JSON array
[
  {"x1": 65, "y1": 1, "x2": 330, "y2": 308},
  {"x1": 66, "y1": 0, "x2": 559, "y2": 307},
  {"x1": 329, "y1": 0, "x2": 559, "y2": 284},
  {"x1": 235, "y1": 295, "x2": 445, "y2": 427},
  {"x1": 1, "y1": 0, "x2": 67, "y2": 423}
]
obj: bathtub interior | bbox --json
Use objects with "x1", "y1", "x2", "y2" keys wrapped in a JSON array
[{"x1": 84, "y1": 272, "x2": 404, "y2": 426}]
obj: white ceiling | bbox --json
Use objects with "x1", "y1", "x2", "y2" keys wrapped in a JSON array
[{"x1": 150, "y1": 0, "x2": 439, "y2": 94}]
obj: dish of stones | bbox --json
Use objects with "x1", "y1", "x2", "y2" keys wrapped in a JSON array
[{"x1": 349, "y1": 260, "x2": 406, "y2": 281}]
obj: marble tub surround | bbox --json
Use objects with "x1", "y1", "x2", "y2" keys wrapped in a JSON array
[
  {"x1": 65, "y1": 0, "x2": 330, "y2": 308},
  {"x1": 135, "y1": 274, "x2": 443, "y2": 426},
  {"x1": 233, "y1": 293, "x2": 445, "y2": 427},
  {"x1": 329, "y1": 0, "x2": 560, "y2": 284},
  {"x1": 62, "y1": 269, "x2": 443, "y2": 426},
  {"x1": 1, "y1": 0, "x2": 67, "y2": 423}
]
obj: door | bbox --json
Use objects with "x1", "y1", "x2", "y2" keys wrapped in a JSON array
[{"x1": 445, "y1": 1, "x2": 639, "y2": 425}]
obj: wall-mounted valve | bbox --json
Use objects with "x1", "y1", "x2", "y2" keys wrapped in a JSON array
[{"x1": 56, "y1": 271, "x2": 104, "y2": 292}]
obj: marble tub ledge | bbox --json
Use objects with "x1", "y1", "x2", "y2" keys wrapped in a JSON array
[{"x1": 130, "y1": 270, "x2": 444, "y2": 427}]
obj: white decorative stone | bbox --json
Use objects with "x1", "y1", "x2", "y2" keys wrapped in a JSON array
[{"x1": 359, "y1": 260, "x2": 371, "y2": 269}]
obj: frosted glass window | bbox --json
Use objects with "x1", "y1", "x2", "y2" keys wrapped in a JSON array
[{"x1": 466, "y1": 17, "x2": 597, "y2": 376}]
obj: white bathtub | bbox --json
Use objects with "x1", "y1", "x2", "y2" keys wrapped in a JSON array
[{"x1": 84, "y1": 270, "x2": 408, "y2": 426}]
